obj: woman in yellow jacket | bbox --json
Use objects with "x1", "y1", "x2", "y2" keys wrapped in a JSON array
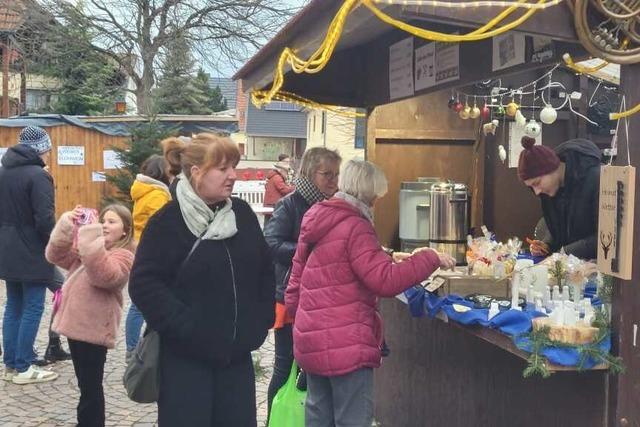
[{"x1": 125, "y1": 154, "x2": 172, "y2": 360}]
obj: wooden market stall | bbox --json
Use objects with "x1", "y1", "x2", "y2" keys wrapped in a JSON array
[{"x1": 235, "y1": 1, "x2": 640, "y2": 426}]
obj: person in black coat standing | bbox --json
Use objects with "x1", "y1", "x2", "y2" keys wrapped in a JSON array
[
  {"x1": 263, "y1": 147, "x2": 342, "y2": 418},
  {"x1": 129, "y1": 134, "x2": 275, "y2": 426},
  {"x1": 0, "y1": 126, "x2": 58, "y2": 383},
  {"x1": 518, "y1": 137, "x2": 603, "y2": 259}
]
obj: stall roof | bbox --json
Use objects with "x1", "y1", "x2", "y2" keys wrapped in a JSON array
[
  {"x1": 234, "y1": 0, "x2": 581, "y2": 106},
  {"x1": 0, "y1": 114, "x2": 238, "y2": 136}
]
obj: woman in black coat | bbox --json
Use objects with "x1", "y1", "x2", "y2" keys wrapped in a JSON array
[
  {"x1": 263, "y1": 147, "x2": 342, "y2": 417},
  {"x1": 129, "y1": 134, "x2": 275, "y2": 426}
]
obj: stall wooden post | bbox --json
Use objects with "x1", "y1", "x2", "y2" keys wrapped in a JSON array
[{"x1": 609, "y1": 61, "x2": 640, "y2": 427}]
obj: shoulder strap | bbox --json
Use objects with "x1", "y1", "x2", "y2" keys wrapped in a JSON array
[{"x1": 179, "y1": 230, "x2": 207, "y2": 272}]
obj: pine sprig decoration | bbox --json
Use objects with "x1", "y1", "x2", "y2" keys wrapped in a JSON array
[
  {"x1": 522, "y1": 326, "x2": 552, "y2": 378},
  {"x1": 549, "y1": 259, "x2": 566, "y2": 288},
  {"x1": 522, "y1": 307, "x2": 626, "y2": 377}
]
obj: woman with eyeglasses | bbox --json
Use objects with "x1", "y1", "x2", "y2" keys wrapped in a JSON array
[{"x1": 264, "y1": 147, "x2": 342, "y2": 419}]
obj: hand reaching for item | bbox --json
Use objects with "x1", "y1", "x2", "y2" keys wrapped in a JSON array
[
  {"x1": 391, "y1": 252, "x2": 412, "y2": 263},
  {"x1": 526, "y1": 238, "x2": 550, "y2": 257}
]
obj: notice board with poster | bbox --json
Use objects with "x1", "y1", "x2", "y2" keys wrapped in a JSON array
[{"x1": 597, "y1": 165, "x2": 635, "y2": 280}]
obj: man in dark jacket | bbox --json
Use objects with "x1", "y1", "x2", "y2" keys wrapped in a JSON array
[
  {"x1": 518, "y1": 137, "x2": 602, "y2": 259},
  {"x1": 0, "y1": 126, "x2": 59, "y2": 383}
]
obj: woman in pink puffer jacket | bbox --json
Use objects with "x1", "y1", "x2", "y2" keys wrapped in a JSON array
[{"x1": 286, "y1": 160, "x2": 455, "y2": 427}]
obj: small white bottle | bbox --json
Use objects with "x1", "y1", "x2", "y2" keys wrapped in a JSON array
[{"x1": 488, "y1": 301, "x2": 500, "y2": 320}]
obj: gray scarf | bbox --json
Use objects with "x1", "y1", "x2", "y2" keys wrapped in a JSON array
[
  {"x1": 334, "y1": 191, "x2": 374, "y2": 223},
  {"x1": 175, "y1": 173, "x2": 237, "y2": 240}
]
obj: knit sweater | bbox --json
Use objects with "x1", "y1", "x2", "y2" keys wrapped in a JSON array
[{"x1": 46, "y1": 213, "x2": 134, "y2": 349}]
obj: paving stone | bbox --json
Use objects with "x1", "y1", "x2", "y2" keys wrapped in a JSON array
[{"x1": 0, "y1": 282, "x2": 275, "y2": 426}]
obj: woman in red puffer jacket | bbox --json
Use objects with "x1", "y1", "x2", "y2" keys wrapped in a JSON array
[{"x1": 286, "y1": 160, "x2": 455, "y2": 427}]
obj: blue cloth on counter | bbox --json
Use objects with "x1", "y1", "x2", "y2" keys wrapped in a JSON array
[
  {"x1": 517, "y1": 253, "x2": 546, "y2": 264},
  {"x1": 401, "y1": 285, "x2": 610, "y2": 368}
]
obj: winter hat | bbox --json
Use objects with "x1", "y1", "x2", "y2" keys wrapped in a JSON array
[
  {"x1": 517, "y1": 136, "x2": 561, "y2": 181},
  {"x1": 18, "y1": 126, "x2": 52, "y2": 155}
]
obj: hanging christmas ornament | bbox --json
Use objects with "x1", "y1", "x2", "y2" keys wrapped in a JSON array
[
  {"x1": 453, "y1": 101, "x2": 464, "y2": 112},
  {"x1": 525, "y1": 119, "x2": 542, "y2": 138},
  {"x1": 515, "y1": 109, "x2": 527, "y2": 127},
  {"x1": 480, "y1": 104, "x2": 491, "y2": 120},
  {"x1": 539, "y1": 104, "x2": 558, "y2": 124},
  {"x1": 498, "y1": 145, "x2": 507, "y2": 163},
  {"x1": 448, "y1": 96, "x2": 457, "y2": 110},
  {"x1": 506, "y1": 101, "x2": 519, "y2": 117},
  {"x1": 459, "y1": 105, "x2": 471, "y2": 120},
  {"x1": 469, "y1": 96, "x2": 480, "y2": 119}
]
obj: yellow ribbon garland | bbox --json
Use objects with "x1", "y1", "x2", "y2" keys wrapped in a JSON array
[
  {"x1": 271, "y1": 91, "x2": 366, "y2": 118},
  {"x1": 251, "y1": 0, "x2": 568, "y2": 116}
]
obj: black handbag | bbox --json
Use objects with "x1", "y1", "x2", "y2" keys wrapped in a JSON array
[{"x1": 123, "y1": 236, "x2": 203, "y2": 403}]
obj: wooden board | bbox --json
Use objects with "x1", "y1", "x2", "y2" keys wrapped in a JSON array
[{"x1": 597, "y1": 165, "x2": 635, "y2": 280}]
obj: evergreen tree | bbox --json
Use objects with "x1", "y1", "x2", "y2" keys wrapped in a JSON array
[
  {"x1": 194, "y1": 69, "x2": 228, "y2": 113},
  {"x1": 153, "y1": 37, "x2": 210, "y2": 115},
  {"x1": 104, "y1": 119, "x2": 178, "y2": 207}
]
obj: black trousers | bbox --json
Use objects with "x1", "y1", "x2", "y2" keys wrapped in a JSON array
[
  {"x1": 158, "y1": 347, "x2": 257, "y2": 427},
  {"x1": 267, "y1": 324, "x2": 294, "y2": 418},
  {"x1": 68, "y1": 339, "x2": 107, "y2": 427}
]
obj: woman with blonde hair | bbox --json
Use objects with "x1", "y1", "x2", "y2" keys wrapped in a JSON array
[
  {"x1": 129, "y1": 133, "x2": 275, "y2": 426},
  {"x1": 46, "y1": 204, "x2": 135, "y2": 426},
  {"x1": 264, "y1": 147, "x2": 342, "y2": 418}
]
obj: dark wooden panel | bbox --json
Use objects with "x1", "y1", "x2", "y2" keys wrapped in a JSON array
[
  {"x1": 375, "y1": 298, "x2": 607, "y2": 427},
  {"x1": 609, "y1": 63, "x2": 640, "y2": 427}
]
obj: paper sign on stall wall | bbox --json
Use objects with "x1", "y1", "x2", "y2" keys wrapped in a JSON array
[
  {"x1": 508, "y1": 122, "x2": 543, "y2": 168},
  {"x1": 57, "y1": 146, "x2": 85, "y2": 165},
  {"x1": 415, "y1": 41, "x2": 459, "y2": 91},
  {"x1": 389, "y1": 37, "x2": 414, "y2": 100},
  {"x1": 597, "y1": 166, "x2": 635, "y2": 280},
  {"x1": 103, "y1": 150, "x2": 123, "y2": 169},
  {"x1": 0, "y1": 147, "x2": 7, "y2": 162},
  {"x1": 492, "y1": 33, "x2": 526, "y2": 71},
  {"x1": 92, "y1": 171, "x2": 106, "y2": 182}
]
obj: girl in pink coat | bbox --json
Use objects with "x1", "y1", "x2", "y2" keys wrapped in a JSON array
[
  {"x1": 286, "y1": 160, "x2": 455, "y2": 427},
  {"x1": 46, "y1": 204, "x2": 135, "y2": 427}
]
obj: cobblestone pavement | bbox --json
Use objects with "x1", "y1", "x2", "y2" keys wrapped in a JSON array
[{"x1": 0, "y1": 282, "x2": 275, "y2": 427}]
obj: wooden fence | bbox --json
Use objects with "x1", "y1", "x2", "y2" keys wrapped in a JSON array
[{"x1": 0, "y1": 124, "x2": 128, "y2": 218}]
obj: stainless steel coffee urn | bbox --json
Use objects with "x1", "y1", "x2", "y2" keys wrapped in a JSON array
[
  {"x1": 429, "y1": 182, "x2": 470, "y2": 265},
  {"x1": 398, "y1": 179, "x2": 439, "y2": 252}
]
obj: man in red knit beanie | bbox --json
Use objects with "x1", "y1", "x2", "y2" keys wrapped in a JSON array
[{"x1": 518, "y1": 136, "x2": 602, "y2": 260}]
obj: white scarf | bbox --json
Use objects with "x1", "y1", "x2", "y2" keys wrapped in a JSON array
[
  {"x1": 334, "y1": 191, "x2": 374, "y2": 224},
  {"x1": 175, "y1": 174, "x2": 238, "y2": 240}
]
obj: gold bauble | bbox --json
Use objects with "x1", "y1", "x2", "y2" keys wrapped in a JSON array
[
  {"x1": 469, "y1": 106, "x2": 481, "y2": 119},
  {"x1": 506, "y1": 102, "x2": 519, "y2": 117},
  {"x1": 459, "y1": 106, "x2": 471, "y2": 119}
]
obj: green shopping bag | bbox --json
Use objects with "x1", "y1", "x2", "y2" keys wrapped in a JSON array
[{"x1": 268, "y1": 361, "x2": 306, "y2": 427}]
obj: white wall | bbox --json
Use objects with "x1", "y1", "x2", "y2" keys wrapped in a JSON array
[{"x1": 306, "y1": 109, "x2": 364, "y2": 162}]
